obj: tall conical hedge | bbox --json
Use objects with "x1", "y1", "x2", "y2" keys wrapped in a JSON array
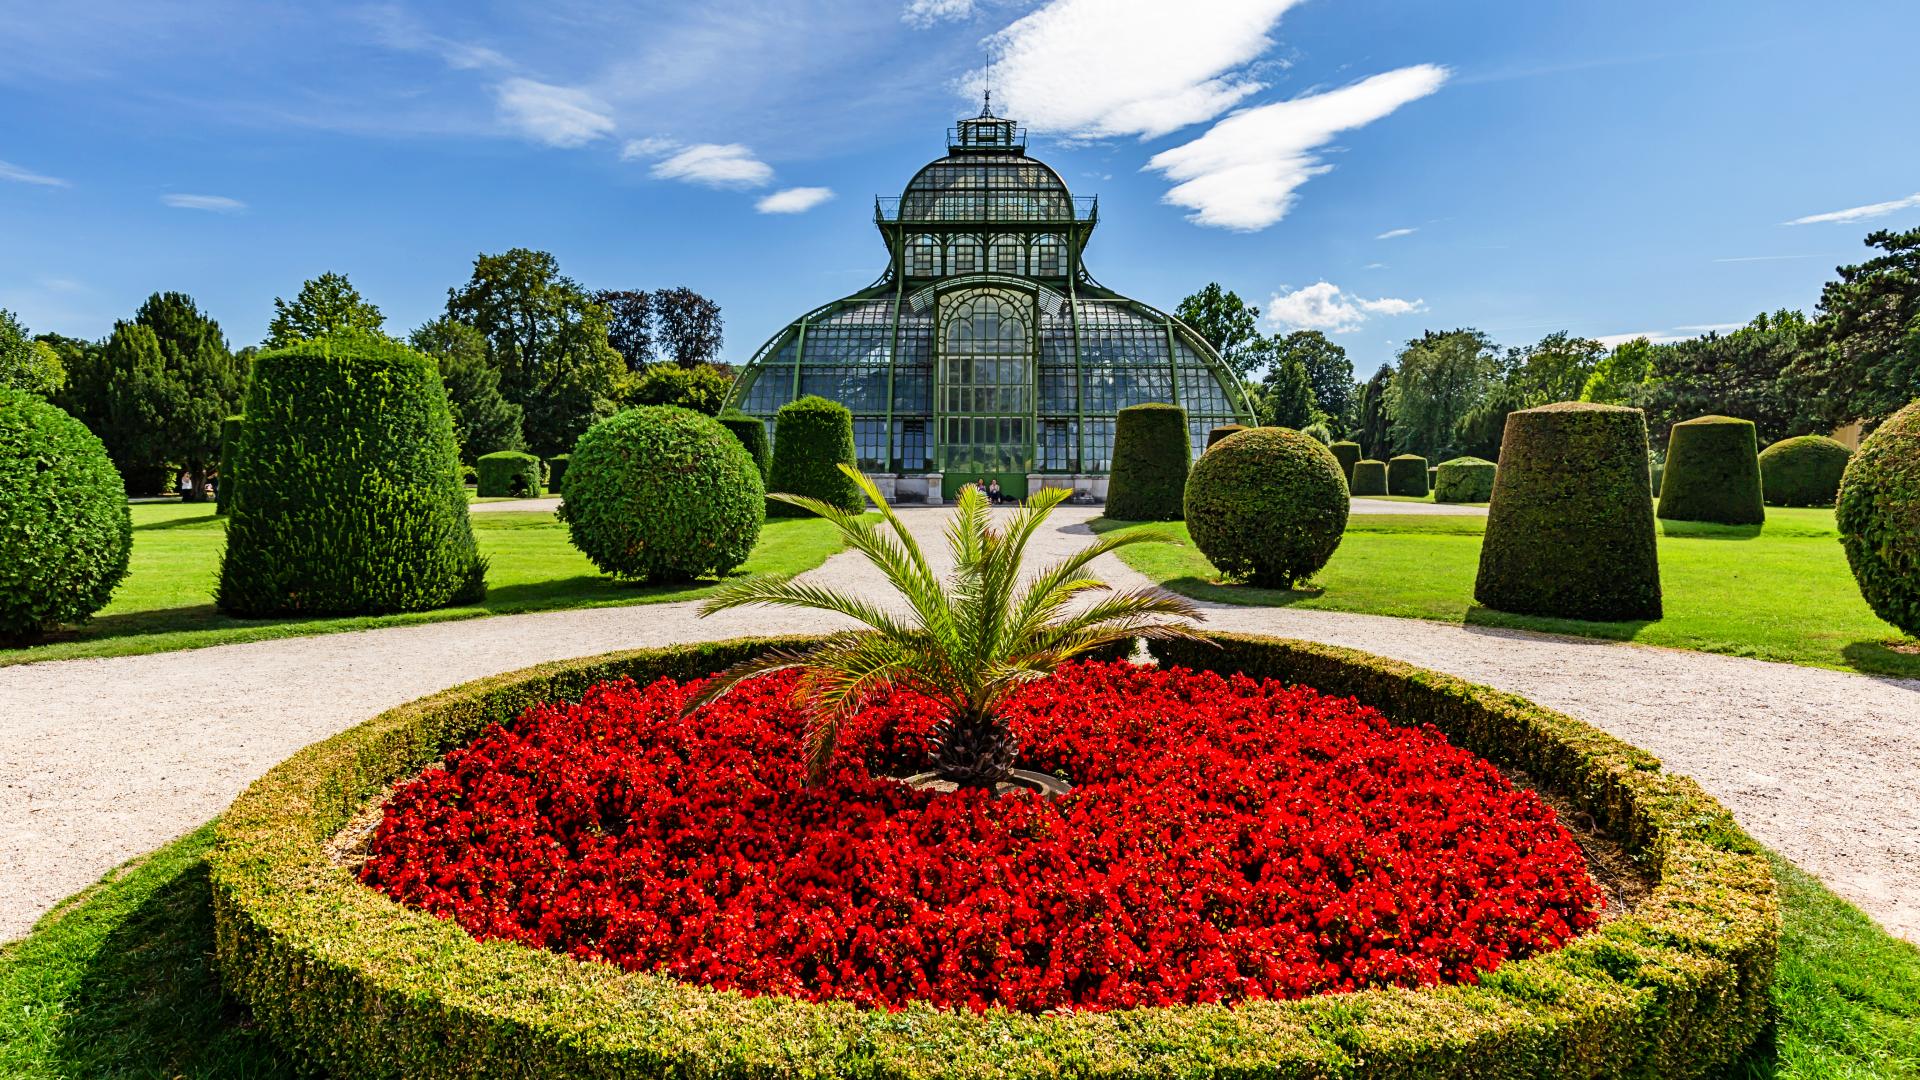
[
  {"x1": 719, "y1": 411, "x2": 771, "y2": 481},
  {"x1": 0, "y1": 389, "x2": 132, "y2": 640},
  {"x1": 1657, "y1": 415, "x2": 1764, "y2": 525},
  {"x1": 217, "y1": 332, "x2": 486, "y2": 615},
  {"x1": 1205, "y1": 424, "x2": 1249, "y2": 451},
  {"x1": 1836, "y1": 400, "x2": 1920, "y2": 637},
  {"x1": 1475, "y1": 402, "x2": 1661, "y2": 621},
  {"x1": 1105, "y1": 403, "x2": 1190, "y2": 520},
  {"x1": 1328, "y1": 441, "x2": 1362, "y2": 481},
  {"x1": 1387, "y1": 454, "x2": 1429, "y2": 497},
  {"x1": 767, "y1": 395, "x2": 862, "y2": 516},
  {"x1": 1759, "y1": 434, "x2": 1851, "y2": 508},
  {"x1": 1349, "y1": 459, "x2": 1388, "y2": 496}
]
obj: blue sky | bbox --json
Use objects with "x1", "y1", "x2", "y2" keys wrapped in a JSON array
[{"x1": 3, "y1": 0, "x2": 1917, "y2": 377}]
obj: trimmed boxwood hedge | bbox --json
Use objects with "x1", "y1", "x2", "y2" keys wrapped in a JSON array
[
  {"x1": 1758, "y1": 434, "x2": 1850, "y2": 508},
  {"x1": 1328, "y1": 440, "x2": 1362, "y2": 481},
  {"x1": 1349, "y1": 458, "x2": 1388, "y2": 496},
  {"x1": 0, "y1": 389, "x2": 133, "y2": 640},
  {"x1": 477, "y1": 450, "x2": 543, "y2": 498},
  {"x1": 1434, "y1": 456, "x2": 1496, "y2": 503},
  {"x1": 767, "y1": 396, "x2": 862, "y2": 516},
  {"x1": 546, "y1": 453, "x2": 570, "y2": 494},
  {"x1": 1104, "y1": 403, "x2": 1190, "y2": 520},
  {"x1": 1184, "y1": 427, "x2": 1348, "y2": 587},
  {"x1": 1204, "y1": 423, "x2": 1248, "y2": 450},
  {"x1": 1387, "y1": 453, "x2": 1429, "y2": 497},
  {"x1": 1657, "y1": 415, "x2": 1764, "y2": 525},
  {"x1": 1836, "y1": 400, "x2": 1920, "y2": 637},
  {"x1": 719, "y1": 411, "x2": 771, "y2": 480},
  {"x1": 216, "y1": 414, "x2": 242, "y2": 514},
  {"x1": 210, "y1": 632, "x2": 1776, "y2": 1080}
]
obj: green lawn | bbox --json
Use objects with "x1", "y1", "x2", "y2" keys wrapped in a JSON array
[
  {"x1": 2, "y1": 826, "x2": 1910, "y2": 1078},
  {"x1": 1099, "y1": 508, "x2": 1920, "y2": 679},
  {"x1": 1, "y1": 503, "x2": 843, "y2": 667}
]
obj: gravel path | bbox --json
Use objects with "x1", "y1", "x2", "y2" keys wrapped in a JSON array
[
  {"x1": 1348, "y1": 497, "x2": 1485, "y2": 516},
  {"x1": 3, "y1": 505, "x2": 1914, "y2": 944}
]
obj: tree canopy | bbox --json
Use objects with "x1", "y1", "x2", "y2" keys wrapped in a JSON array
[
  {"x1": 96, "y1": 293, "x2": 245, "y2": 495},
  {"x1": 0, "y1": 309, "x2": 64, "y2": 397},
  {"x1": 652, "y1": 286, "x2": 725, "y2": 369},
  {"x1": 411, "y1": 317, "x2": 526, "y2": 462},
  {"x1": 1792, "y1": 227, "x2": 1920, "y2": 430},
  {"x1": 265, "y1": 272, "x2": 387, "y2": 347},
  {"x1": 1386, "y1": 329, "x2": 1498, "y2": 459},
  {"x1": 1176, "y1": 283, "x2": 1263, "y2": 379}
]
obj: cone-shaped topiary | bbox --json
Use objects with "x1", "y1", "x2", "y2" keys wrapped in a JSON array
[
  {"x1": 0, "y1": 389, "x2": 132, "y2": 640},
  {"x1": 476, "y1": 450, "x2": 542, "y2": 498},
  {"x1": 1836, "y1": 400, "x2": 1920, "y2": 637},
  {"x1": 1185, "y1": 428, "x2": 1350, "y2": 587},
  {"x1": 1657, "y1": 415, "x2": 1764, "y2": 525},
  {"x1": 217, "y1": 332, "x2": 486, "y2": 616},
  {"x1": 1349, "y1": 459, "x2": 1388, "y2": 496},
  {"x1": 216, "y1": 414, "x2": 242, "y2": 514},
  {"x1": 560, "y1": 406, "x2": 765, "y2": 583},
  {"x1": 719, "y1": 411, "x2": 771, "y2": 480},
  {"x1": 1387, "y1": 454, "x2": 1430, "y2": 497},
  {"x1": 1329, "y1": 441, "x2": 1361, "y2": 481},
  {"x1": 1759, "y1": 435, "x2": 1851, "y2": 508},
  {"x1": 1475, "y1": 402, "x2": 1660, "y2": 620},
  {"x1": 768, "y1": 396, "x2": 862, "y2": 516},
  {"x1": 1105, "y1": 403, "x2": 1191, "y2": 520},
  {"x1": 1205, "y1": 423, "x2": 1249, "y2": 450},
  {"x1": 1434, "y1": 456, "x2": 1497, "y2": 503}
]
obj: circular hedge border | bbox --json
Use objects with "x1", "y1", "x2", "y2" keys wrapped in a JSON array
[{"x1": 210, "y1": 634, "x2": 1776, "y2": 1080}]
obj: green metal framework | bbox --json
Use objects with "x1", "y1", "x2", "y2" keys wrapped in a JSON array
[{"x1": 726, "y1": 109, "x2": 1255, "y2": 488}]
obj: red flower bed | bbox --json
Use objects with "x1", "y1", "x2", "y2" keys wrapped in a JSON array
[{"x1": 360, "y1": 661, "x2": 1601, "y2": 1013}]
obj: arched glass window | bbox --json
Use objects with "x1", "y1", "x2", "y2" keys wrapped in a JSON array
[
  {"x1": 949, "y1": 235, "x2": 983, "y2": 275},
  {"x1": 908, "y1": 235, "x2": 942, "y2": 277},
  {"x1": 938, "y1": 288, "x2": 1034, "y2": 476},
  {"x1": 988, "y1": 235, "x2": 1025, "y2": 275},
  {"x1": 1031, "y1": 233, "x2": 1065, "y2": 276}
]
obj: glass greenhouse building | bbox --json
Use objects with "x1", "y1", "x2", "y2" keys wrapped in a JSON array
[{"x1": 725, "y1": 108, "x2": 1255, "y2": 502}]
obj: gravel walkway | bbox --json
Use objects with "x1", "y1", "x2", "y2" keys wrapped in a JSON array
[
  {"x1": 2, "y1": 505, "x2": 1913, "y2": 943},
  {"x1": 1348, "y1": 497, "x2": 1485, "y2": 516}
]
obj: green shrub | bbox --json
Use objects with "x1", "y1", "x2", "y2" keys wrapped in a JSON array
[
  {"x1": 545, "y1": 453, "x2": 569, "y2": 494},
  {"x1": 1427, "y1": 464, "x2": 1437, "y2": 490},
  {"x1": 1328, "y1": 440, "x2": 1362, "y2": 481},
  {"x1": 210, "y1": 633, "x2": 1775, "y2": 1080},
  {"x1": 476, "y1": 450, "x2": 542, "y2": 498},
  {"x1": 1759, "y1": 434, "x2": 1851, "y2": 507},
  {"x1": 1387, "y1": 453, "x2": 1429, "y2": 497},
  {"x1": 767, "y1": 396, "x2": 861, "y2": 517},
  {"x1": 0, "y1": 389, "x2": 132, "y2": 640},
  {"x1": 216, "y1": 414, "x2": 242, "y2": 514},
  {"x1": 1475, "y1": 402, "x2": 1661, "y2": 620},
  {"x1": 1105, "y1": 403, "x2": 1190, "y2": 520},
  {"x1": 216, "y1": 332, "x2": 485, "y2": 616},
  {"x1": 1300, "y1": 421, "x2": 1332, "y2": 445},
  {"x1": 460, "y1": 463, "x2": 478, "y2": 488},
  {"x1": 559, "y1": 406, "x2": 764, "y2": 583},
  {"x1": 1185, "y1": 427, "x2": 1348, "y2": 586},
  {"x1": 1350, "y1": 458, "x2": 1388, "y2": 495},
  {"x1": 1658, "y1": 415, "x2": 1765, "y2": 525},
  {"x1": 1836, "y1": 400, "x2": 1920, "y2": 637},
  {"x1": 1434, "y1": 456, "x2": 1496, "y2": 503},
  {"x1": 718, "y1": 411, "x2": 771, "y2": 480},
  {"x1": 611, "y1": 363, "x2": 733, "y2": 416},
  {"x1": 1203, "y1": 423, "x2": 1247, "y2": 450}
]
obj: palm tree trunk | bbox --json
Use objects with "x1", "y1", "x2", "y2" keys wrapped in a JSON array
[{"x1": 930, "y1": 706, "x2": 1018, "y2": 789}]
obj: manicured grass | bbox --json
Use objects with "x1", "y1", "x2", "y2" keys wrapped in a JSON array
[
  {"x1": 3, "y1": 826, "x2": 1909, "y2": 1078},
  {"x1": 1099, "y1": 508, "x2": 1920, "y2": 679},
  {"x1": 1, "y1": 503, "x2": 843, "y2": 666}
]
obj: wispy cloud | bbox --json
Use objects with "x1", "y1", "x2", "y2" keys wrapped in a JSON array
[
  {"x1": 1596, "y1": 322, "x2": 1744, "y2": 347},
  {"x1": 1147, "y1": 65, "x2": 1450, "y2": 231},
  {"x1": 0, "y1": 160, "x2": 70, "y2": 187},
  {"x1": 494, "y1": 78, "x2": 615, "y2": 147},
  {"x1": 1266, "y1": 282, "x2": 1424, "y2": 333},
  {"x1": 903, "y1": 0, "x2": 974, "y2": 26},
  {"x1": 620, "y1": 137, "x2": 679, "y2": 161},
  {"x1": 649, "y1": 143, "x2": 774, "y2": 188},
  {"x1": 1785, "y1": 192, "x2": 1920, "y2": 226},
  {"x1": 360, "y1": 5, "x2": 510, "y2": 71},
  {"x1": 161, "y1": 193, "x2": 246, "y2": 212},
  {"x1": 1376, "y1": 227, "x2": 1416, "y2": 240},
  {"x1": 756, "y1": 186, "x2": 834, "y2": 214}
]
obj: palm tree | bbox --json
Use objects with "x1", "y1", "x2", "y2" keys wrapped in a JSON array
[{"x1": 690, "y1": 466, "x2": 1204, "y2": 791}]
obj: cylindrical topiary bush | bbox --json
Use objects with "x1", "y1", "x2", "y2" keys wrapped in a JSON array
[
  {"x1": 217, "y1": 332, "x2": 486, "y2": 616},
  {"x1": 1204, "y1": 423, "x2": 1248, "y2": 450},
  {"x1": 1475, "y1": 402, "x2": 1661, "y2": 621},
  {"x1": 559, "y1": 406, "x2": 764, "y2": 584},
  {"x1": 1105, "y1": 403, "x2": 1191, "y2": 520},
  {"x1": 1185, "y1": 427, "x2": 1349, "y2": 587},
  {"x1": 1349, "y1": 459, "x2": 1388, "y2": 496},
  {"x1": 1387, "y1": 454, "x2": 1429, "y2": 497},
  {"x1": 1836, "y1": 400, "x2": 1920, "y2": 637},
  {"x1": 1434, "y1": 456, "x2": 1496, "y2": 503},
  {"x1": 718, "y1": 411, "x2": 771, "y2": 481},
  {"x1": 546, "y1": 454, "x2": 570, "y2": 495},
  {"x1": 216, "y1": 414, "x2": 243, "y2": 514},
  {"x1": 1427, "y1": 465, "x2": 1437, "y2": 490},
  {"x1": 477, "y1": 450, "x2": 543, "y2": 498},
  {"x1": 1657, "y1": 415, "x2": 1764, "y2": 525},
  {"x1": 1759, "y1": 435, "x2": 1851, "y2": 508},
  {"x1": 1328, "y1": 440, "x2": 1361, "y2": 481},
  {"x1": 0, "y1": 389, "x2": 133, "y2": 640},
  {"x1": 767, "y1": 396, "x2": 862, "y2": 517}
]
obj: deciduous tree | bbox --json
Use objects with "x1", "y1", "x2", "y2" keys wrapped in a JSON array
[
  {"x1": 1176, "y1": 283, "x2": 1263, "y2": 379},
  {"x1": 265, "y1": 272, "x2": 387, "y2": 347},
  {"x1": 0, "y1": 309, "x2": 64, "y2": 397},
  {"x1": 594, "y1": 288, "x2": 656, "y2": 370},
  {"x1": 652, "y1": 286, "x2": 724, "y2": 369},
  {"x1": 1386, "y1": 329, "x2": 1498, "y2": 460},
  {"x1": 410, "y1": 318, "x2": 526, "y2": 462},
  {"x1": 1581, "y1": 337, "x2": 1657, "y2": 406}
]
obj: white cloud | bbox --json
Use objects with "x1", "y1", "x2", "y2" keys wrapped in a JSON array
[
  {"x1": 620, "y1": 137, "x2": 680, "y2": 161},
  {"x1": 1364, "y1": 262, "x2": 1387, "y2": 270},
  {"x1": 1785, "y1": 192, "x2": 1920, "y2": 226},
  {"x1": 1265, "y1": 282, "x2": 1423, "y2": 334},
  {"x1": 161, "y1": 193, "x2": 246, "y2": 212},
  {"x1": 1595, "y1": 322, "x2": 1743, "y2": 347},
  {"x1": 494, "y1": 77, "x2": 615, "y2": 147},
  {"x1": 361, "y1": 6, "x2": 510, "y2": 71},
  {"x1": 651, "y1": 143, "x2": 773, "y2": 188},
  {"x1": 0, "y1": 160, "x2": 70, "y2": 187},
  {"x1": 904, "y1": 0, "x2": 974, "y2": 26},
  {"x1": 756, "y1": 186, "x2": 835, "y2": 214},
  {"x1": 978, "y1": 0, "x2": 1304, "y2": 140},
  {"x1": 1147, "y1": 64, "x2": 1450, "y2": 231},
  {"x1": 1376, "y1": 227, "x2": 1416, "y2": 239}
]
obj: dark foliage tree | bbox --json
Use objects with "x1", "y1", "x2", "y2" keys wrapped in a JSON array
[
  {"x1": 1267, "y1": 330, "x2": 1353, "y2": 431},
  {"x1": 594, "y1": 288, "x2": 656, "y2": 370},
  {"x1": 1387, "y1": 329, "x2": 1498, "y2": 460},
  {"x1": 1453, "y1": 385, "x2": 1524, "y2": 461},
  {"x1": 265, "y1": 272, "x2": 386, "y2": 347},
  {"x1": 1259, "y1": 353, "x2": 1317, "y2": 429},
  {"x1": 653, "y1": 286, "x2": 725, "y2": 369},
  {"x1": 1790, "y1": 228, "x2": 1920, "y2": 431},
  {"x1": 410, "y1": 318, "x2": 526, "y2": 462},
  {"x1": 43, "y1": 333, "x2": 108, "y2": 432},
  {"x1": 1175, "y1": 283, "x2": 1262, "y2": 379},
  {"x1": 96, "y1": 293, "x2": 244, "y2": 499},
  {"x1": 1642, "y1": 310, "x2": 1814, "y2": 444},
  {"x1": 1353, "y1": 365, "x2": 1393, "y2": 457}
]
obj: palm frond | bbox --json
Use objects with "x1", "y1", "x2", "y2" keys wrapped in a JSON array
[{"x1": 696, "y1": 574, "x2": 921, "y2": 639}]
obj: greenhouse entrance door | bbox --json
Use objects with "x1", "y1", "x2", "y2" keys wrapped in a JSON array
[{"x1": 936, "y1": 287, "x2": 1033, "y2": 502}]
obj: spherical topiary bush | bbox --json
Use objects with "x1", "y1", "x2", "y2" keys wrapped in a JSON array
[
  {"x1": 1434, "y1": 456, "x2": 1496, "y2": 503},
  {"x1": 1204, "y1": 423, "x2": 1248, "y2": 450},
  {"x1": 1185, "y1": 428, "x2": 1349, "y2": 587},
  {"x1": 1387, "y1": 454, "x2": 1429, "y2": 497},
  {"x1": 767, "y1": 396, "x2": 861, "y2": 517},
  {"x1": 1658, "y1": 415, "x2": 1764, "y2": 525},
  {"x1": 477, "y1": 450, "x2": 543, "y2": 498},
  {"x1": 1349, "y1": 459, "x2": 1388, "y2": 496},
  {"x1": 1759, "y1": 434, "x2": 1851, "y2": 508},
  {"x1": 0, "y1": 389, "x2": 132, "y2": 640},
  {"x1": 216, "y1": 414, "x2": 243, "y2": 514},
  {"x1": 1328, "y1": 440, "x2": 1361, "y2": 481},
  {"x1": 1105, "y1": 403, "x2": 1191, "y2": 520},
  {"x1": 1836, "y1": 400, "x2": 1920, "y2": 637},
  {"x1": 217, "y1": 333, "x2": 485, "y2": 616},
  {"x1": 560, "y1": 406, "x2": 765, "y2": 584},
  {"x1": 719, "y1": 411, "x2": 770, "y2": 480},
  {"x1": 1475, "y1": 403, "x2": 1661, "y2": 621}
]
